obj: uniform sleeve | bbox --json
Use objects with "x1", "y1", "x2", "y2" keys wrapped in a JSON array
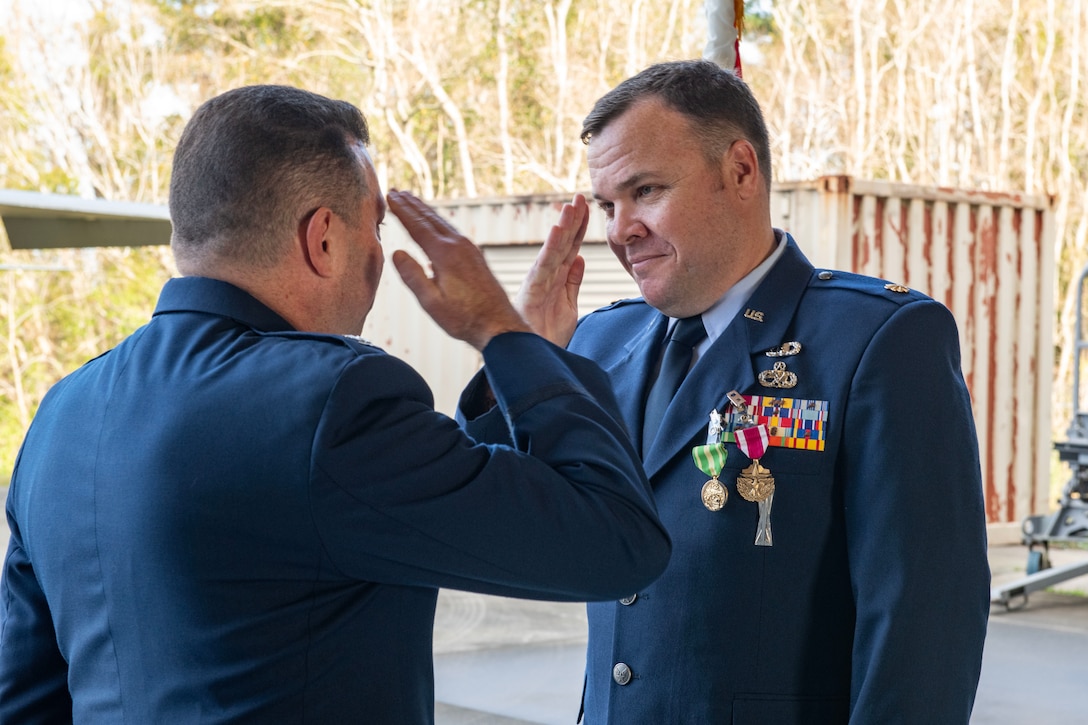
[
  {"x1": 309, "y1": 331, "x2": 671, "y2": 602},
  {"x1": 843, "y1": 300, "x2": 990, "y2": 723},
  {"x1": 0, "y1": 501, "x2": 73, "y2": 723}
]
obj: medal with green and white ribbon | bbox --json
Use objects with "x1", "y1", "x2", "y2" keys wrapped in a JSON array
[{"x1": 692, "y1": 409, "x2": 728, "y2": 511}]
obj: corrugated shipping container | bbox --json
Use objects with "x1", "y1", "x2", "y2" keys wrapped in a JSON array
[{"x1": 367, "y1": 176, "x2": 1055, "y2": 531}]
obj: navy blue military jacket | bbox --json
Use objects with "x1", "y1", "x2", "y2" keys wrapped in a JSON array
[
  {"x1": 571, "y1": 237, "x2": 989, "y2": 724},
  {"x1": 0, "y1": 277, "x2": 669, "y2": 724},
  {"x1": 466, "y1": 236, "x2": 989, "y2": 724}
]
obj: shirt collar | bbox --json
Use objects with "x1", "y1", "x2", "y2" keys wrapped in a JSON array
[
  {"x1": 699, "y1": 229, "x2": 787, "y2": 345},
  {"x1": 153, "y1": 276, "x2": 295, "y2": 333},
  {"x1": 663, "y1": 229, "x2": 788, "y2": 358}
]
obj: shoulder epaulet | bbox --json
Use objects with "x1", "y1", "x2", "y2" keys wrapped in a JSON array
[
  {"x1": 338, "y1": 334, "x2": 384, "y2": 353},
  {"x1": 342, "y1": 334, "x2": 378, "y2": 347},
  {"x1": 594, "y1": 296, "x2": 646, "y2": 313},
  {"x1": 810, "y1": 269, "x2": 930, "y2": 303},
  {"x1": 268, "y1": 329, "x2": 384, "y2": 354}
]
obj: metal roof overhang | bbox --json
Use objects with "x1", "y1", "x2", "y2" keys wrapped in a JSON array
[{"x1": 0, "y1": 190, "x2": 170, "y2": 250}]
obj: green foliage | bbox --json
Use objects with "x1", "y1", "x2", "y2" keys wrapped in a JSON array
[
  {"x1": 743, "y1": 0, "x2": 776, "y2": 37},
  {"x1": 0, "y1": 247, "x2": 173, "y2": 481}
]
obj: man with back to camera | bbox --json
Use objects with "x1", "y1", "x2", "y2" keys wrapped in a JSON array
[
  {"x1": 0, "y1": 84, "x2": 672, "y2": 723},
  {"x1": 463, "y1": 59, "x2": 990, "y2": 723}
]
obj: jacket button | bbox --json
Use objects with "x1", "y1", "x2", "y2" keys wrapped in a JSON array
[
  {"x1": 818, "y1": 270, "x2": 833, "y2": 280},
  {"x1": 619, "y1": 594, "x2": 638, "y2": 605},
  {"x1": 612, "y1": 662, "x2": 633, "y2": 685}
]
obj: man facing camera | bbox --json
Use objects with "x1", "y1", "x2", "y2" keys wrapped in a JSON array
[{"x1": 469, "y1": 60, "x2": 990, "y2": 723}]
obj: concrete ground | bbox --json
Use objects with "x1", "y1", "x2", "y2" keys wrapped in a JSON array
[
  {"x1": 432, "y1": 544, "x2": 1088, "y2": 724},
  {"x1": 2, "y1": 493, "x2": 1085, "y2": 724},
  {"x1": 974, "y1": 543, "x2": 1088, "y2": 725}
]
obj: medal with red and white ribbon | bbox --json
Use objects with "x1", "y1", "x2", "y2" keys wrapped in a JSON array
[{"x1": 735, "y1": 423, "x2": 775, "y2": 547}]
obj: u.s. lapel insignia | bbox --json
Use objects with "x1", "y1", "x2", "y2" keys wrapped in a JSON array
[
  {"x1": 744, "y1": 308, "x2": 765, "y2": 322},
  {"x1": 758, "y1": 361, "x2": 798, "y2": 389},
  {"x1": 764, "y1": 341, "x2": 802, "y2": 358}
]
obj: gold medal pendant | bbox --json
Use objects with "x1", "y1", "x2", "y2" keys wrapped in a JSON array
[
  {"x1": 701, "y1": 477, "x2": 728, "y2": 511},
  {"x1": 736, "y1": 460, "x2": 775, "y2": 503},
  {"x1": 737, "y1": 459, "x2": 775, "y2": 547},
  {"x1": 729, "y1": 400, "x2": 777, "y2": 546},
  {"x1": 692, "y1": 410, "x2": 729, "y2": 512}
]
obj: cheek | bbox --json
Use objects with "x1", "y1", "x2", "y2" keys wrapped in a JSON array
[
  {"x1": 361, "y1": 253, "x2": 383, "y2": 312},
  {"x1": 607, "y1": 241, "x2": 632, "y2": 273},
  {"x1": 358, "y1": 233, "x2": 382, "y2": 275},
  {"x1": 370, "y1": 244, "x2": 384, "y2": 280}
]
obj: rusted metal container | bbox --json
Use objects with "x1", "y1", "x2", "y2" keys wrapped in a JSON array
[
  {"x1": 773, "y1": 177, "x2": 1055, "y2": 534},
  {"x1": 1, "y1": 179, "x2": 1050, "y2": 532},
  {"x1": 370, "y1": 176, "x2": 1056, "y2": 531}
]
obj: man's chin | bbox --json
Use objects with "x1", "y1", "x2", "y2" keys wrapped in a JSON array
[
  {"x1": 640, "y1": 289, "x2": 703, "y2": 319},
  {"x1": 638, "y1": 288, "x2": 677, "y2": 316}
]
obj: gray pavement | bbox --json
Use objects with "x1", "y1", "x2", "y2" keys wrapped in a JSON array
[
  {"x1": 433, "y1": 593, "x2": 586, "y2": 724},
  {"x1": 976, "y1": 544, "x2": 1088, "y2": 725},
  {"x1": 432, "y1": 544, "x2": 1088, "y2": 724},
  {"x1": 2, "y1": 490, "x2": 1086, "y2": 723}
]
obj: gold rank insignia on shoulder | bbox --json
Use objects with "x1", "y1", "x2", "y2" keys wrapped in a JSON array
[{"x1": 884, "y1": 283, "x2": 910, "y2": 293}]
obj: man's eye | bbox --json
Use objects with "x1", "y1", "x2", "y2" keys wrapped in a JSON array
[
  {"x1": 637, "y1": 185, "x2": 655, "y2": 197},
  {"x1": 597, "y1": 201, "x2": 614, "y2": 216}
]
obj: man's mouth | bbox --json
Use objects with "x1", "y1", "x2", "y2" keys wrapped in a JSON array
[{"x1": 628, "y1": 253, "x2": 664, "y2": 273}]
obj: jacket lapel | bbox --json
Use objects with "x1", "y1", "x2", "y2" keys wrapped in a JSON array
[{"x1": 603, "y1": 313, "x2": 668, "y2": 450}]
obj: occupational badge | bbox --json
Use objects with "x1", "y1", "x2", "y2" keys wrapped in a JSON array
[
  {"x1": 764, "y1": 341, "x2": 802, "y2": 358},
  {"x1": 758, "y1": 361, "x2": 797, "y2": 389}
]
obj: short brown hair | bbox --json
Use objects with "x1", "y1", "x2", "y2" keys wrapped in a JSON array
[{"x1": 582, "y1": 60, "x2": 772, "y2": 193}]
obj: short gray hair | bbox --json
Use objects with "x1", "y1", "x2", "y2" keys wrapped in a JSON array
[{"x1": 169, "y1": 85, "x2": 371, "y2": 268}]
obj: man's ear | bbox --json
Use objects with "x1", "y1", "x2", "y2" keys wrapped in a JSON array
[
  {"x1": 300, "y1": 207, "x2": 335, "y2": 277},
  {"x1": 722, "y1": 140, "x2": 761, "y2": 200}
]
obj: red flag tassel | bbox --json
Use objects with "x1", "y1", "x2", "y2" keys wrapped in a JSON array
[{"x1": 733, "y1": 0, "x2": 744, "y2": 77}]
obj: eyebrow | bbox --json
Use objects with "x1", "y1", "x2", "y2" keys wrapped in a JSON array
[{"x1": 593, "y1": 172, "x2": 655, "y2": 201}]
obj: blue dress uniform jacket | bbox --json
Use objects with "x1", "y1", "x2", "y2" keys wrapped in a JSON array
[
  {"x1": 465, "y1": 235, "x2": 989, "y2": 724},
  {"x1": 0, "y1": 277, "x2": 670, "y2": 724},
  {"x1": 572, "y1": 237, "x2": 990, "y2": 724}
]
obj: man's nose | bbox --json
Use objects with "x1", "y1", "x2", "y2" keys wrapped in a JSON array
[{"x1": 609, "y1": 205, "x2": 647, "y2": 246}]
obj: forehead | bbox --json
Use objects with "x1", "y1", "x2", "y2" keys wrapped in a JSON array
[{"x1": 586, "y1": 99, "x2": 704, "y2": 187}]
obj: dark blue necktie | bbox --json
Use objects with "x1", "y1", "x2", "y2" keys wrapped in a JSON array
[{"x1": 642, "y1": 315, "x2": 707, "y2": 457}]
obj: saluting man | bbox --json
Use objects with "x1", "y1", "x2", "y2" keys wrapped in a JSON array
[
  {"x1": 464, "y1": 59, "x2": 990, "y2": 724},
  {"x1": 0, "y1": 85, "x2": 672, "y2": 723}
]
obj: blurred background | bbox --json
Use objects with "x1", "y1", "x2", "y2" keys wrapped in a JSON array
[{"x1": 3, "y1": 1, "x2": 1088, "y2": 722}]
